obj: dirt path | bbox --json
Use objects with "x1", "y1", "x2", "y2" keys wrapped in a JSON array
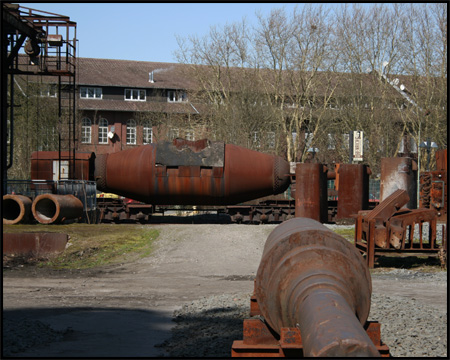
[{"x1": 3, "y1": 224, "x2": 447, "y2": 357}]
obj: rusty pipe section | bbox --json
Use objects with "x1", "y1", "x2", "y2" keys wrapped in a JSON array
[
  {"x1": 380, "y1": 157, "x2": 417, "y2": 209},
  {"x1": 3, "y1": 195, "x2": 33, "y2": 225},
  {"x1": 294, "y1": 163, "x2": 328, "y2": 222},
  {"x1": 255, "y1": 218, "x2": 380, "y2": 357},
  {"x1": 32, "y1": 194, "x2": 83, "y2": 224},
  {"x1": 94, "y1": 139, "x2": 291, "y2": 205}
]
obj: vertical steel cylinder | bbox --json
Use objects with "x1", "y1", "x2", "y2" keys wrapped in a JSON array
[
  {"x1": 3, "y1": 194, "x2": 33, "y2": 225},
  {"x1": 336, "y1": 164, "x2": 370, "y2": 220},
  {"x1": 380, "y1": 157, "x2": 417, "y2": 209},
  {"x1": 32, "y1": 194, "x2": 83, "y2": 224},
  {"x1": 294, "y1": 163, "x2": 328, "y2": 222},
  {"x1": 255, "y1": 217, "x2": 379, "y2": 357},
  {"x1": 95, "y1": 140, "x2": 290, "y2": 205}
]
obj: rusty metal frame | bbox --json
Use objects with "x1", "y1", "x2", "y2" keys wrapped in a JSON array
[
  {"x1": 231, "y1": 289, "x2": 390, "y2": 357},
  {"x1": 355, "y1": 190, "x2": 446, "y2": 268}
]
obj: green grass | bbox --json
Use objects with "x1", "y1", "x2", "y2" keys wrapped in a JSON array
[
  {"x1": 3, "y1": 224, "x2": 159, "y2": 270},
  {"x1": 332, "y1": 227, "x2": 355, "y2": 241}
]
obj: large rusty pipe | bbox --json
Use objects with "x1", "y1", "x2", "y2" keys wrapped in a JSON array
[
  {"x1": 336, "y1": 164, "x2": 370, "y2": 220},
  {"x1": 32, "y1": 194, "x2": 83, "y2": 224},
  {"x1": 255, "y1": 218, "x2": 380, "y2": 357},
  {"x1": 3, "y1": 194, "x2": 33, "y2": 225},
  {"x1": 94, "y1": 139, "x2": 290, "y2": 205},
  {"x1": 294, "y1": 163, "x2": 328, "y2": 222}
]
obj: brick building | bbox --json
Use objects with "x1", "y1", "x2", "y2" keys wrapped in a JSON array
[{"x1": 75, "y1": 57, "x2": 201, "y2": 155}]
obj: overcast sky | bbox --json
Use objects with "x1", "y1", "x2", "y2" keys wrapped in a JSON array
[{"x1": 20, "y1": 2, "x2": 341, "y2": 63}]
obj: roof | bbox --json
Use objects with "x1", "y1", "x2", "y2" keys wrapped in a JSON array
[
  {"x1": 76, "y1": 57, "x2": 197, "y2": 90},
  {"x1": 78, "y1": 98, "x2": 200, "y2": 114},
  {"x1": 16, "y1": 55, "x2": 444, "y2": 107}
]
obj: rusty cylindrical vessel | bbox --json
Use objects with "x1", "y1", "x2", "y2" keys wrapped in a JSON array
[
  {"x1": 255, "y1": 218, "x2": 380, "y2": 357},
  {"x1": 380, "y1": 157, "x2": 417, "y2": 209},
  {"x1": 336, "y1": 163, "x2": 370, "y2": 220},
  {"x1": 95, "y1": 139, "x2": 291, "y2": 205},
  {"x1": 3, "y1": 194, "x2": 33, "y2": 225},
  {"x1": 32, "y1": 194, "x2": 83, "y2": 224},
  {"x1": 294, "y1": 163, "x2": 328, "y2": 222}
]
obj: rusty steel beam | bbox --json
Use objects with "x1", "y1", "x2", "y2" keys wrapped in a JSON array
[
  {"x1": 380, "y1": 157, "x2": 417, "y2": 209},
  {"x1": 255, "y1": 218, "x2": 380, "y2": 357},
  {"x1": 294, "y1": 163, "x2": 328, "y2": 222},
  {"x1": 3, "y1": 194, "x2": 33, "y2": 225},
  {"x1": 94, "y1": 139, "x2": 291, "y2": 205},
  {"x1": 3, "y1": 232, "x2": 68, "y2": 256},
  {"x1": 32, "y1": 194, "x2": 83, "y2": 224}
]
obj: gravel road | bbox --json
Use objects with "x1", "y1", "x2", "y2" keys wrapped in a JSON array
[{"x1": 2, "y1": 222, "x2": 447, "y2": 357}]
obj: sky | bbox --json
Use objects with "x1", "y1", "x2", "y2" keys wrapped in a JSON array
[{"x1": 19, "y1": 2, "x2": 337, "y2": 63}]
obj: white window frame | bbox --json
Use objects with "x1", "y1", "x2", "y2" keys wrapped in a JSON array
[
  {"x1": 167, "y1": 90, "x2": 187, "y2": 103},
  {"x1": 168, "y1": 128, "x2": 179, "y2": 140},
  {"x1": 98, "y1": 118, "x2": 108, "y2": 144},
  {"x1": 40, "y1": 84, "x2": 57, "y2": 97},
  {"x1": 305, "y1": 132, "x2": 313, "y2": 148},
  {"x1": 81, "y1": 118, "x2": 92, "y2": 144},
  {"x1": 80, "y1": 87, "x2": 102, "y2": 99},
  {"x1": 142, "y1": 120, "x2": 153, "y2": 144},
  {"x1": 125, "y1": 89, "x2": 146, "y2": 101},
  {"x1": 185, "y1": 130, "x2": 195, "y2": 141},
  {"x1": 126, "y1": 119, "x2": 137, "y2": 145},
  {"x1": 267, "y1": 131, "x2": 275, "y2": 149},
  {"x1": 252, "y1": 131, "x2": 261, "y2": 148}
]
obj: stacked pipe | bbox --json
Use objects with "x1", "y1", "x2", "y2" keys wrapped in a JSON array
[
  {"x1": 2, "y1": 194, "x2": 33, "y2": 225},
  {"x1": 254, "y1": 217, "x2": 380, "y2": 357},
  {"x1": 32, "y1": 194, "x2": 83, "y2": 224},
  {"x1": 3, "y1": 194, "x2": 83, "y2": 225}
]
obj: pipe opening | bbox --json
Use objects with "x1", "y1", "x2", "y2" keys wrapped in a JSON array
[
  {"x1": 3, "y1": 199, "x2": 22, "y2": 221},
  {"x1": 34, "y1": 198, "x2": 57, "y2": 221}
]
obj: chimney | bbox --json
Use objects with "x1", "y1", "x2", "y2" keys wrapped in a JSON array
[{"x1": 149, "y1": 71, "x2": 154, "y2": 83}]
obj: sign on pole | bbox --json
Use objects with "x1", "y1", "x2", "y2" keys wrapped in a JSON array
[{"x1": 353, "y1": 131, "x2": 363, "y2": 162}]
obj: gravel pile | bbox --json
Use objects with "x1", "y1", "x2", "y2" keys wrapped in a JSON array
[
  {"x1": 157, "y1": 270, "x2": 447, "y2": 358},
  {"x1": 2, "y1": 318, "x2": 71, "y2": 357}
]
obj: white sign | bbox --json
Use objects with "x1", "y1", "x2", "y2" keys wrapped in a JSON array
[{"x1": 353, "y1": 131, "x2": 363, "y2": 161}]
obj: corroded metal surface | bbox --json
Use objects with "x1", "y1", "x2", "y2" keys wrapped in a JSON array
[
  {"x1": 3, "y1": 232, "x2": 68, "y2": 256},
  {"x1": 155, "y1": 138, "x2": 224, "y2": 167},
  {"x1": 32, "y1": 194, "x2": 83, "y2": 224},
  {"x1": 294, "y1": 163, "x2": 328, "y2": 222},
  {"x1": 95, "y1": 139, "x2": 291, "y2": 205},
  {"x1": 355, "y1": 189, "x2": 443, "y2": 268},
  {"x1": 3, "y1": 194, "x2": 32, "y2": 225},
  {"x1": 254, "y1": 218, "x2": 379, "y2": 357},
  {"x1": 420, "y1": 149, "x2": 447, "y2": 222},
  {"x1": 336, "y1": 164, "x2": 370, "y2": 220},
  {"x1": 380, "y1": 157, "x2": 417, "y2": 209}
]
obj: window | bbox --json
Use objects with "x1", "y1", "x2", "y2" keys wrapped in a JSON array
[
  {"x1": 98, "y1": 118, "x2": 108, "y2": 144},
  {"x1": 80, "y1": 87, "x2": 102, "y2": 99},
  {"x1": 327, "y1": 133, "x2": 335, "y2": 150},
  {"x1": 168, "y1": 128, "x2": 179, "y2": 140},
  {"x1": 126, "y1": 119, "x2": 136, "y2": 145},
  {"x1": 142, "y1": 120, "x2": 153, "y2": 144},
  {"x1": 81, "y1": 118, "x2": 92, "y2": 144},
  {"x1": 40, "y1": 84, "x2": 57, "y2": 97},
  {"x1": 185, "y1": 130, "x2": 194, "y2": 141},
  {"x1": 305, "y1": 132, "x2": 313, "y2": 148},
  {"x1": 267, "y1": 132, "x2": 275, "y2": 149},
  {"x1": 125, "y1": 89, "x2": 146, "y2": 101},
  {"x1": 168, "y1": 90, "x2": 187, "y2": 102},
  {"x1": 251, "y1": 131, "x2": 260, "y2": 148}
]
